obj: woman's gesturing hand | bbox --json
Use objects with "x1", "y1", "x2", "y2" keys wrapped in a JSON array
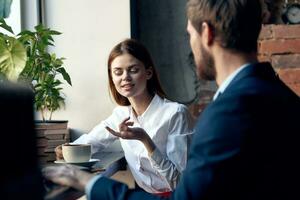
[
  {"x1": 105, "y1": 117, "x2": 156, "y2": 154},
  {"x1": 105, "y1": 117, "x2": 147, "y2": 141}
]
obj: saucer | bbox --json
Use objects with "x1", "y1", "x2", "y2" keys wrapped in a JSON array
[{"x1": 54, "y1": 158, "x2": 100, "y2": 168}]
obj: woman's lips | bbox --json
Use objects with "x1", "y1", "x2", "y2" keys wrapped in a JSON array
[{"x1": 121, "y1": 84, "x2": 134, "y2": 90}]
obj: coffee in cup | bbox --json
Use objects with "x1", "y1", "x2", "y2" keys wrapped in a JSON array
[{"x1": 62, "y1": 143, "x2": 91, "y2": 163}]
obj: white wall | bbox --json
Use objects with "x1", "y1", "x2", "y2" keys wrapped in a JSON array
[
  {"x1": 20, "y1": 0, "x2": 39, "y2": 31},
  {"x1": 4, "y1": 0, "x2": 21, "y2": 34},
  {"x1": 43, "y1": 0, "x2": 130, "y2": 132}
]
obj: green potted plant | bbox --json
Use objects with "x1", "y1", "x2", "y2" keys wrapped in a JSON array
[
  {"x1": 0, "y1": 18, "x2": 72, "y2": 163},
  {"x1": 18, "y1": 24, "x2": 72, "y2": 121},
  {"x1": 0, "y1": 18, "x2": 72, "y2": 120}
]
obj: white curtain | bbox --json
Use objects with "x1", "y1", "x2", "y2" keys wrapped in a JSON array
[{"x1": 0, "y1": 0, "x2": 12, "y2": 18}]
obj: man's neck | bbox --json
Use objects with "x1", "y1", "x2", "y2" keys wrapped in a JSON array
[{"x1": 214, "y1": 49, "x2": 258, "y2": 86}]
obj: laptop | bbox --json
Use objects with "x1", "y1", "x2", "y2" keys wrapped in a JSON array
[{"x1": 0, "y1": 81, "x2": 45, "y2": 199}]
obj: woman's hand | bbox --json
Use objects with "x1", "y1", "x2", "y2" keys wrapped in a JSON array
[
  {"x1": 55, "y1": 145, "x2": 64, "y2": 160},
  {"x1": 105, "y1": 117, "x2": 156, "y2": 154},
  {"x1": 105, "y1": 117, "x2": 147, "y2": 141}
]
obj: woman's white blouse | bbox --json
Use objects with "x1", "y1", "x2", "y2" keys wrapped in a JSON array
[{"x1": 74, "y1": 94, "x2": 194, "y2": 193}]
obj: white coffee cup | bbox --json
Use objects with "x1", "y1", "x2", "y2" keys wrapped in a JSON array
[{"x1": 62, "y1": 144, "x2": 91, "y2": 163}]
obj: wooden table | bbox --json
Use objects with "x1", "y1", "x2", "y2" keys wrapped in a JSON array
[{"x1": 44, "y1": 151, "x2": 125, "y2": 200}]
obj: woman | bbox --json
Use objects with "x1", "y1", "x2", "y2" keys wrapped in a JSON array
[{"x1": 55, "y1": 38, "x2": 194, "y2": 195}]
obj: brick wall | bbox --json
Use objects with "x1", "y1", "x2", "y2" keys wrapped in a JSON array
[
  {"x1": 190, "y1": 24, "x2": 300, "y2": 119},
  {"x1": 258, "y1": 24, "x2": 300, "y2": 96}
]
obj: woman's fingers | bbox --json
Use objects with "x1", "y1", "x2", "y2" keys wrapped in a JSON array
[
  {"x1": 105, "y1": 126, "x2": 122, "y2": 137},
  {"x1": 120, "y1": 117, "x2": 130, "y2": 125},
  {"x1": 124, "y1": 121, "x2": 134, "y2": 126},
  {"x1": 106, "y1": 126, "x2": 135, "y2": 139},
  {"x1": 106, "y1": 123, "x2": 145, "y2": 141},
  {"x1": 55, "y1": 145, "x2": 64, "y2": 160},
  {"x1": 119, "y1": 117, "x2": 134, "y2": 130}
]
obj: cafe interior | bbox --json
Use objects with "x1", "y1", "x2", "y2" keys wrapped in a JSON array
[{"x1": 1, "y1": 0, "x2": 300, "y2": 199}]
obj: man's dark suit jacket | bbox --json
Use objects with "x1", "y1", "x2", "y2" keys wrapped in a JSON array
[{"x1": 89, "y1": 62, "x2": 300, "y2": 200}]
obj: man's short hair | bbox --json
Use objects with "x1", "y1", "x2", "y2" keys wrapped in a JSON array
[{"x1": 187, "y1": 0, "x2": 262, "y2": 53}]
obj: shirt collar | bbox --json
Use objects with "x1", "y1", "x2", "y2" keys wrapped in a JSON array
[
  {"x1": 213, "y1": 63, "x2": 251, "y2": 101},
  {"x1": 129, "y1": 94, "x2": 161, "y2": 121}
]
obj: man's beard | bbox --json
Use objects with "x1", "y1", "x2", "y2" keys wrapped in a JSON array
[{"x1": 197, "y1": 44, "x2": 216, "y2": 81}]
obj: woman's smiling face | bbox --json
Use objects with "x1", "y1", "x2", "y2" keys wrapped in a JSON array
[{"x1": 111, "y1": 53, "x2": 152, "y2": 99}]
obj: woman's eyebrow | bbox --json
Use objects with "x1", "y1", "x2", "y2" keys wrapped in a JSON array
[
  {"x1": 128, "y1": 64, "x2": 139, "y2": 68},
  {"x1": 111, "y1": 63, "x2": 139, "y2": 70},
  {"x1": 111, "y1": 67, "x2": 122, "y2": 70}
]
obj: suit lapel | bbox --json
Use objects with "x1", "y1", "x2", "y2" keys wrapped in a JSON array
[{"x1": 222, "y1": 62, "x2": 278, "y2": 95}]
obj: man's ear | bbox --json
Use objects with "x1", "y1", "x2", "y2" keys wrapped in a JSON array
[
  {"x1": 146, "y1": 67, "x2": 153, "y2": 80},
  {"x1": 201, "y1": 22, "x2": 214, "y2": 47}
]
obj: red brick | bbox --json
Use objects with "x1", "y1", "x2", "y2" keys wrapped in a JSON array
[
  {"x1": 273, "y1": 25, "x2": 300, "y2": 39},
  {"x1": 259, "y1": 39, "x2": 300, "y2": 54},
  {"x1": 285, "y1": 83, "x2": 300, "y2": 97},
  {"x1": 277, "y1": 68, "x2": 300, "y2": 84},
  {"x1": 271, "y1": 54, "x2": 300, "y2": 69},
  {"x1": 258, "y1": 54, "x2": 270, "y2": 62},
  {"x1": 259, "y1": 25, "x2": 273, "y2": 40}
]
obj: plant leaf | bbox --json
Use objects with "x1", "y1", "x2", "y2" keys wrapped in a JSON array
[
  {"x1": 0, "y1": 36, "x2": 26, "y2": 81},
  {"x1": 57, "y1": 67, "x2": 72, "y2": 85},
  {"x1": 49, "y1": 30, "x2": 62, "y2": 35},
  {"x1": 0, "y1": 18, "x2": 14, "y2": 34}
]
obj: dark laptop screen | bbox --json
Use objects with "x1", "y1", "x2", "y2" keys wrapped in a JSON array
[{"x1": 0, "y1": 82, "x2": 44, "y2": 199}]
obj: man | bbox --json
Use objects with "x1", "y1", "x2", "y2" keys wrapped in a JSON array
[{"x1": 43, "y1": 0, "x2": 300, "y2": 199}]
